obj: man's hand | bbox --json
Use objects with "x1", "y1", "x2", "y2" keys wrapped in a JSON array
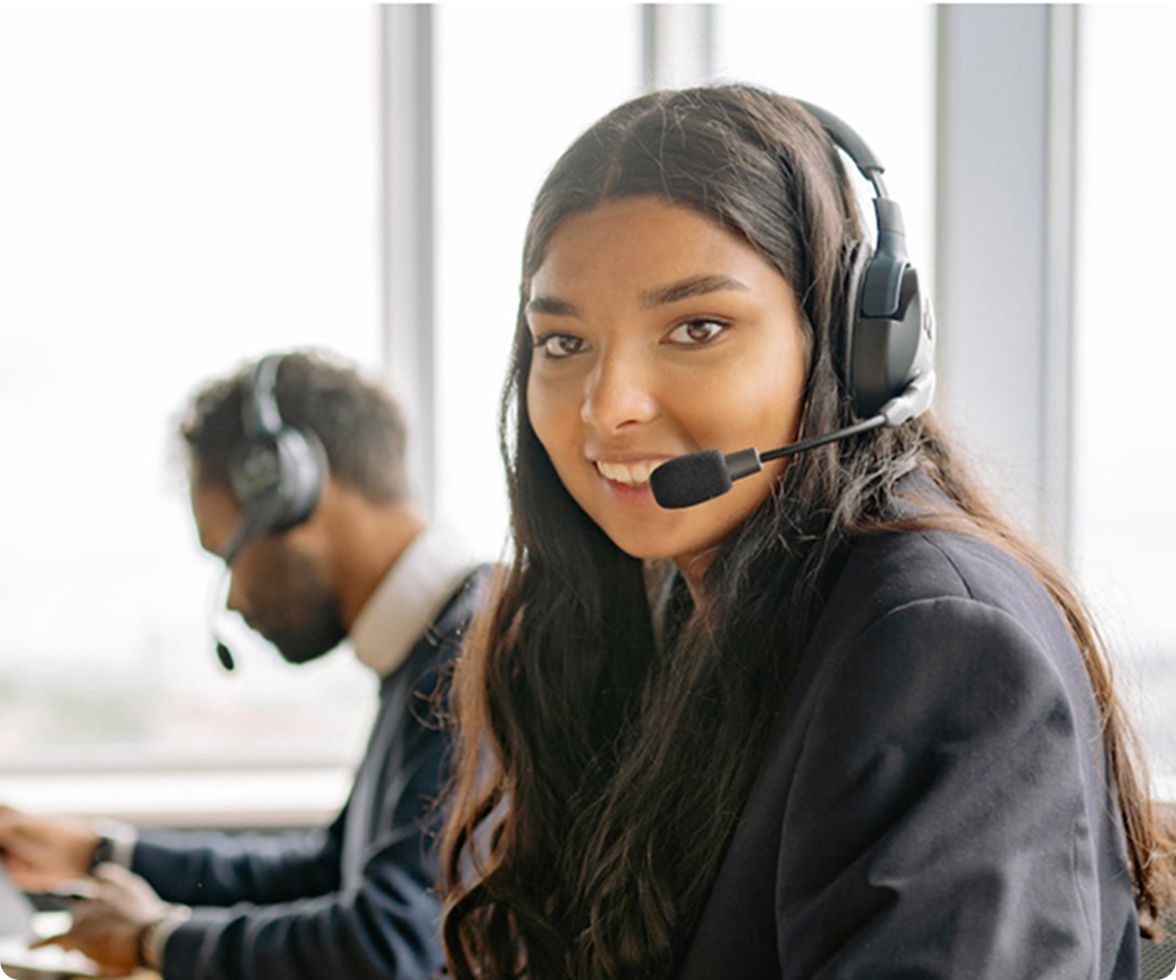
[
  {"x1": 0, "y1": 805, "x2": 99, "y2": 891},
  {"x1": 33, "y1": 865, "x2": 171, "y2": 976}
]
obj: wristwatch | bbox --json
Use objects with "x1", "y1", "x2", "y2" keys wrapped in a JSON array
[{"x1": 86, "y1": 834, "x2": 116, "y2": 874}]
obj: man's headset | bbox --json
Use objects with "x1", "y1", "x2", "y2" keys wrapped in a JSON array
[
  {"x1": 211, "y1": 354, "x2": 328, "y2": 671},
  {"x1": 650, "y1": 99, "x2": 937, "y2": 509},
  {"x1": 221, "y1": 354, "x2": 329, "y2": 566}
]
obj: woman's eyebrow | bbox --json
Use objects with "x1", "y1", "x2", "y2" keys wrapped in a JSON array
[
  {"x1": 525, "y1": 295, "x2": 580, "y2": 317},
  {"x1": 526, "y1": 275, "x2": 749, "y2": 318},
  {"x1": 640, "y1": 274, "x2": 750, "y2": 308}
]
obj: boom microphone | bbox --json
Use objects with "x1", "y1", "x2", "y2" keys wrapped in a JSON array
[
  {"x1": 208, "y1": 565, "x2": 237, "y2": 672},
  {"x1": 650, "y1": 373, "x2": 934, "y2": 510},
  {"x1": 206, "y1": 511, "x2": 269, "y2": 672}
]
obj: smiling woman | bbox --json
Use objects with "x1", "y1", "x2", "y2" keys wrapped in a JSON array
[
  {"x1": 525, "y1": 198, "x2": 808, "y2": 586},
  {"x1": 438, "y1": 84, "x2": 1173, "y2": 980}
]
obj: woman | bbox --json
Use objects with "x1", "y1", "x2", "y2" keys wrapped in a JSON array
[{"x1": 439, "y1": 85, "x2": 1172, "y2": 979}]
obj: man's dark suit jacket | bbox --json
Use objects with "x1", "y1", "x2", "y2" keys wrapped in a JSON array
[
  {"x1": 676, "y1": 522, "x2": 1140, "y2": 979},
  {"x1": 128, "y1": 572, "x2": 484, "y2": 980}
]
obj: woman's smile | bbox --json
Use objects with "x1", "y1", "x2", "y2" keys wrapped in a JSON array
[{"x1": 593, "y1": 458, "x2": 666, "y2": 489}]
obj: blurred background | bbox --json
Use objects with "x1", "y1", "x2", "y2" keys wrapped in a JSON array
[{"x1": 1, "y1": 3, "x2": 1172, "y2": 826}]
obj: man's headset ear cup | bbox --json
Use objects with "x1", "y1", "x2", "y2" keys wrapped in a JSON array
[
  {"x1": 229, "y1": 427, "x2": 327, "y2": 537},
  {"x1": 228, "y1": 353, "x2": 329, "y2": 542},
  {"x1": 271, "y1": 426, "x2": 328, "y2": 531}
]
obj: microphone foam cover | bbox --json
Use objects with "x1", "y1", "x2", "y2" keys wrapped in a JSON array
[
  {"x1": 216, "y1": 641, "x2": 236, "y2": 672},
  {"x1": 651, "y1": 450, "x2": 732, "y2": 509}
]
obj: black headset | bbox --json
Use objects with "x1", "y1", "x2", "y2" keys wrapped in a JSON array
[
  {"x1": 222, "y1": 354, "x2": 328, "y2": 566},
  {"x1": 797, "y1": 99, "x2": 936, "y2": 424}
]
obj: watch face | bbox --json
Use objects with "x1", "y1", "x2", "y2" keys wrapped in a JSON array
[{"x1": 89, "y1": 835, "x2": 115, "y2": 872}]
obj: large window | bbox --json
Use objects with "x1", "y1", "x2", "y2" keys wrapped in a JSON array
[
  {"x1": 17, "y1": 5, "x2": 1160, "y2": 821},
  {"x1": 1073, "y1": 5, "x2": 1176, "y2": 794},
  {"x1": 0, "y1": 6, "x2": 380, "y2": 811}
]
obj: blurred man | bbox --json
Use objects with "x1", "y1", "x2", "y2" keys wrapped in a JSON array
[{"x1": 0, "y1": 351, "x2": 485, "y2": 980}]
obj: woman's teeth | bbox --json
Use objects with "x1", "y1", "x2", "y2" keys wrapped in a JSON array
[{"x1": 596, "y1": 460, "x2": 658, "y2": 486}]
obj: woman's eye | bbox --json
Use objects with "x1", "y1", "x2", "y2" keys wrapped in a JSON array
[
  {"x1": 666, "y1": 319, "x2": 726, "y2": 346},
  {"x1": 534, "y1": 334, "x2": 588, "y2": 359}
]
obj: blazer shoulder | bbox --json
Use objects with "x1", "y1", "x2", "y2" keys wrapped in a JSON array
[
  {"x1": 794, "y1": 527, "x2": 1106, "y2": 795},
  {"x1": 824, "y1": 526, "x2": 1067, "y2": 657}
]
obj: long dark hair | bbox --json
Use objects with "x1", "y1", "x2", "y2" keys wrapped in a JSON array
[{"x1": 440, "y1": 85, "x2": 1173, "y2": 979}]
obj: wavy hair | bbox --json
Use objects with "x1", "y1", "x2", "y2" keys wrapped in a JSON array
[{"x1": 439, "y1": 85, "x2": 1172, "y2": 979}]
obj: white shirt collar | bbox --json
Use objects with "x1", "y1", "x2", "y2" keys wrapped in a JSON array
[{"x1": 349, "y1": 524, "x2": 481, "y2": 677}]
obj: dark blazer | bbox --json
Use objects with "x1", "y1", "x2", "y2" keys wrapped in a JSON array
[
  {"x1": 676, "y1": 524, "x2": 1139, "y2": 979},
  {"x1": 130, "y1": 571, "x2": 485, "y2": 980}
]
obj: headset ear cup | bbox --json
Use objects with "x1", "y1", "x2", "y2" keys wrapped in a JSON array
[
  {"x1": 228, "y1": 427, "x2": 327, "y2": 537},
  {"x1": 271, "y1": 427, "x2": 328, "y2": 531},
  {"x1": 801, "y1": 97, "x2": 936, "y2": 425},
  {"x1": 839, "y1": 241, "x2": 872, "y2": 411},
  {"x1": 221, "y1": 354, "x2": 329, "y2": 568}
]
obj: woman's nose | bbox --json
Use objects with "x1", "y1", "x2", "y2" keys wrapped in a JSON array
[{"x1": 580, "y1": 351, "x2": 660, "y2": 433}]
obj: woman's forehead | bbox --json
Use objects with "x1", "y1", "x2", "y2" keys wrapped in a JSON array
[{"x1": 529, "y1": 198, "x2": 784, "y2": 304}]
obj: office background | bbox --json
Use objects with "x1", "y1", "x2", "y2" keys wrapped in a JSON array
[{"x1": 0, "y1": 3, "x2": 1172, "y2": 825}]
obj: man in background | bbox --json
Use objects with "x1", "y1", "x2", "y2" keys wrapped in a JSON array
[{"x1": 0, "y1": 350, "x2": 485, "y2": 980}]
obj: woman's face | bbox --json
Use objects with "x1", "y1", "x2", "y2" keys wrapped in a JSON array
[{"x1": 525, "y1": 196, "x2": 809, "y2": 586}]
